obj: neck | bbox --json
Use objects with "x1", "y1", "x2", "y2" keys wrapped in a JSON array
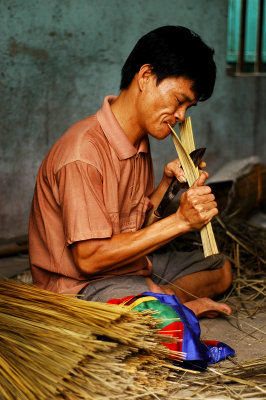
[{"x1": 110, "y1": 85, "x2": 145, "y2": 147}]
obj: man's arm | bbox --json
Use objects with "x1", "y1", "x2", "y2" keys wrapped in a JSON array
[{"x1": 71, "y1": 171, "x2": 217, "y2": 276}]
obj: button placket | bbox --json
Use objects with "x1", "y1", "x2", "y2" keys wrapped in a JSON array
[{"x1": 130, "y1": 153, "x2": 141, "y2": 203}]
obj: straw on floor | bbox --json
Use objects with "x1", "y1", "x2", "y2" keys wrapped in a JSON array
[
  {"x1": 0, "y1": 279, "x2": 183, "y2": 400},
  {"x1": 1, "y1": 274, "x2": 265, "y2": 399}
]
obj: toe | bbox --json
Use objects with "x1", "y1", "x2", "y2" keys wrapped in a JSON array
[{"x1": 219, "y1": 303, "x2": 232, "y2": 315}]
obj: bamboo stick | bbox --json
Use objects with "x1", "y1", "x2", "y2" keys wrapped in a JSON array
[
  {"x1": 179, "y1": 117, "x2": 196, "y2": 155},
  {"x1": 168, "y1": 119, "x2": 218, "y2": 257}
]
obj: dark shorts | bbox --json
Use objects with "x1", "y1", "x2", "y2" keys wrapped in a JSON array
[{"x1": 77, "y1": 250, "x2": 226, "y2": 303}]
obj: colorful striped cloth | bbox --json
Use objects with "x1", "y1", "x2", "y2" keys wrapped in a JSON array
[{"x1": 108, "y1": 292, "x2": 234, "y2": 370}]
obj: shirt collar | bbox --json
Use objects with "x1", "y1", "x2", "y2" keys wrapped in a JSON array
[{"x1": 96, "y1": 95, "x2": 149, "y2": 160}]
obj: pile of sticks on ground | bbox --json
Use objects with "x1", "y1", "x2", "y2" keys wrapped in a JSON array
[
  {"x1": 165, "y1": 356, "x2": 266, "y2": 399},
  {"x1": 214, "y1": 216, "x2": 266, "y2": 272},
  {"x1": 1, "y1": 277, "x2": 266, "y2": 398},
  {"x1": 164, "y1": 214, "x2": 266, "y2": 314},
  {"x1": 0, "y1": 280, "x2": 180, "y2": 400},
  {"x1": 166, "y1": 215, "x2": 265, "y2": 276},
  {"x1": 1, "y1": 280, "x2": 265, "y2": 400}
]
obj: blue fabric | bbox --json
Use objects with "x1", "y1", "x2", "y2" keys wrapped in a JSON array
[
  {"x1": 207, "y1": 342, "x2": 235, "y2": 365},
  {"x1": 142, "y1": 292, "x2": 235, "y2": 370}
]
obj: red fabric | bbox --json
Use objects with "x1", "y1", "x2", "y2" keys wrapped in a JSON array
[
  {"x1": 107, "y1": 296, "x2": 136, "y2": 305},
  {"x1": 159, "y1": 321, "x2": 184, "y2": 356}
]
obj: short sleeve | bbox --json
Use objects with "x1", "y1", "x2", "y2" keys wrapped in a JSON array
[{"x1": 56, "y1": 161, "x2": 113, "y2": 245}]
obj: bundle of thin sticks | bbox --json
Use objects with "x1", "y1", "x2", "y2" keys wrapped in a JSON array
[
  {"x1": 1, "y1": 280, "x2": 265, "y2": 399},
  {"x1": 0, "y1": 279, "x2": 183, "y2": 400},
  {"x1": 168, "y1": 118, "x2": 218, "y2": 257}
]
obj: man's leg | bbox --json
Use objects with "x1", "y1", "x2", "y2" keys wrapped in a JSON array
[
  {"x1": 160, "y1": 259, "x2": 232, "y2": 318},
  {"x1": 77, "y1": 275, "x2": 150, "y2": 302}
]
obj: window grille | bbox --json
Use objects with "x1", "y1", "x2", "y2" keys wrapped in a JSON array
[{"x1": 227, "y1": 0, "x2": 266, "y2": 75}]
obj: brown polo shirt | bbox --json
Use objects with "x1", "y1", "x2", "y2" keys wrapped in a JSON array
[{"x1": 29, "y1": 96, "x2": 154, "y2": 294}]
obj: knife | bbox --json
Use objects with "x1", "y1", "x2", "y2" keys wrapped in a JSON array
[{"x1": 154, "y1": 147, "x2": 206, "y2": 218}]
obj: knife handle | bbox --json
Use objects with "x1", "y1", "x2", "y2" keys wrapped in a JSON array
[{"x1": 154, "y1": 177, "x2": 186, "y2": 218}]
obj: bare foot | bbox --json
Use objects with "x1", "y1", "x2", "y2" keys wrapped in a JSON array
[{"x1": 184, "y1": 297, "x2": 232, "y2": 319}]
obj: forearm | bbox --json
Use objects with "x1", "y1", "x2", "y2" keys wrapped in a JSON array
[
  {"x1": 144, "y1": 175, "x2": 172, "y2": 226},
  {"x1": 72, "y1": 171, "x2": 217, "y2": 277},
  {"x1": 71, "y1": 212, "x2": 188, "y2": 275}
]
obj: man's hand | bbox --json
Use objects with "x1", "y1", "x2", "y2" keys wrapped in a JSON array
[
  {"x1": 144, "y1": 157, "x2": 207, "y2": 227},
  {"x1": 163, "y1": 158, "x2": 207, "y2": 184},
  {"x1": 164, "y1": 158, "x2": 186, "y2": 183},
  {"x1": 175, "y1": 170, "x2": 218, "y2": 231}
]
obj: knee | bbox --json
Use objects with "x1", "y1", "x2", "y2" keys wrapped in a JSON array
[{"x1": 218, "y1": 259, "x2": 233, "y2": 293}]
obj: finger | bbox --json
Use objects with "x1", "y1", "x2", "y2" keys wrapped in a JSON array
[
  {"x1": 192, "y1": 171, "x2": 209, "y2": 188},
  {"x1": 169, "y1": 158, "x2": 182, "y2": 168},
  {"x1": 187, "y1": 186, "x2": 212, "y2": 199},
  {"x1": 165, "y1": 165, "x2": 186, "y2": 182},
  {"x1": 176, "y1": 171, "x2": 186, "y2": 183},
  {"x1": 189, "y1": 193, "x2": 216, "y2": 205},
  {"x1": 204, "y1": 207, "x2": 219, "y2": 222},
  {"x1": 176, "y1": 158, "x2": 182, "y2": 168},
  {"x1": 172, "y1": 165, "x2": 186, "y2": 182},
  {"x1": 199, "y1": 161, "x2": 207, "y2": 169},
  {"x1": 195, "y1": 200, "x2": 217, "y2": 213},
  {"x1": 195, "y1": 206, "x2": 219, "y2": 226}
]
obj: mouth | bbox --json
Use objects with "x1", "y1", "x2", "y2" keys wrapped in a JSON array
[{"x1": 165, "y1": 121, "x2": 177, "y2": 128}]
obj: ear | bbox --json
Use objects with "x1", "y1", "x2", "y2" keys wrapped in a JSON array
[{"x1": 137, "y1": 64, "x2": 154, "y2": 92}]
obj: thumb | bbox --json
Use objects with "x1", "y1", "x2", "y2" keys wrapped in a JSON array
[{"x1": 192, "y1": 170, "x2": 209, "y2": 188}]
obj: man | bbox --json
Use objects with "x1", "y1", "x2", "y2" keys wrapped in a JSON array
[{"x1": 29, "y1": 26, "x2": 232, "y2": 318}]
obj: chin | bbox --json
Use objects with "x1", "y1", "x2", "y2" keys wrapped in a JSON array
[
  {"x1": 147, "y1": 122, "x2": 171, "y2": 140},
  {"x1": 151, "y1": 128, "x2": 170, "y2": 140}
]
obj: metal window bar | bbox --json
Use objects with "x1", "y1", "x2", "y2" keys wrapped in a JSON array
[
  {"x1": 255, "y1": 0, "x2": 264, "y2": 72},
  {"x1": 236, "y1": 0, "x2": 265, "y2": 75},
  {"x1": 237, "y1": 0, "x2": 247, "y2": 73}
]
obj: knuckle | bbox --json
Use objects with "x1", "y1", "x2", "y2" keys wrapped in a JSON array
[
  {"x1": 187, "y1": 188, "x2": 195, "y2": 197},
  {"x1": 196, "y1": 205, "x2": 204, "y2": 213}
]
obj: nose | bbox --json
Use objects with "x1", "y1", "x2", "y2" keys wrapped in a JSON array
[{"x1": 174, "y1": 106, "x2": 186, "y2": 122}]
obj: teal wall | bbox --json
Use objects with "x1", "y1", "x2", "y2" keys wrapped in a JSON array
[{"x1": 1, "y1": 0, "x2": 266, "y2": 238}]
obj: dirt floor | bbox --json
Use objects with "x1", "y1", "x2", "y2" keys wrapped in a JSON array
[{"x1": 201, "y1": 309, "x2": 265, "y2": 362}]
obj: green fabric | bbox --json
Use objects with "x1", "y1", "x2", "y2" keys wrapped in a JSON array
[{"x1": 131, "y1": 298, "x2": 181, "y2": 329}]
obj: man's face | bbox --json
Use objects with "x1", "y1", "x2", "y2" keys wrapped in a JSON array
[{"x1": 137, "y1": 74, "x2": 198, "y2": 139}]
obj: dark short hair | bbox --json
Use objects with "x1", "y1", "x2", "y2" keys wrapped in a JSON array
[{"x1": 120, "y1": 26, "x2": 216, "y2": 101}]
